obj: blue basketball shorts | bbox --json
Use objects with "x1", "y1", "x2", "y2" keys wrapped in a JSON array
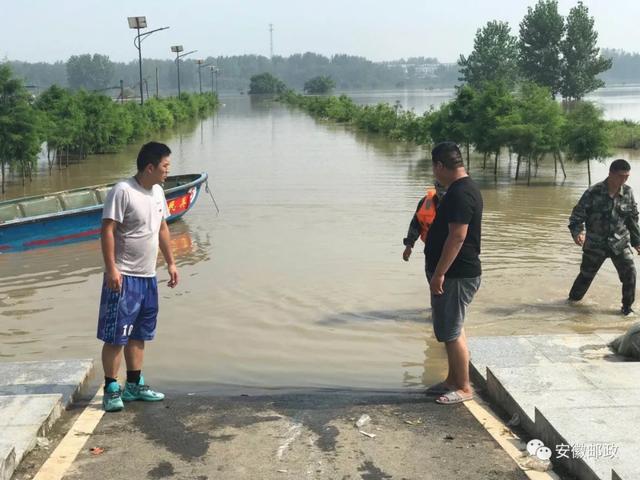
[{"x1": 97, "y1": 275, "x2": 159, "y2": 345}]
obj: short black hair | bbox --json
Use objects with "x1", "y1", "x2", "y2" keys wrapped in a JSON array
[
  {"x1": 137, "y1": 142, "x2": 171, "y2": 171},
  {"x1": 432, "y1": 141, "x2": 464, "y2": 170},
  {"x1": 610, "y1": 159, "x2": 631, "y2": 172}
]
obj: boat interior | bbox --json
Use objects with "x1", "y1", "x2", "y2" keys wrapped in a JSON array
[{"x1": 0, "y1": 174, "x2": 201, "y2": 224}]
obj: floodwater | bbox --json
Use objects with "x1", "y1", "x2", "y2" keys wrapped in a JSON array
[
  {"x1": 346, "y1": 84, "x2": 640, "y2": 121},
  {"x1": 2, "y1": 89, "x2": 640, "y2": 392}
]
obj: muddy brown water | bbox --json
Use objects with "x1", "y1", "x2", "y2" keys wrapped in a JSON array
[{"x1": 2, "y1": 89, "x2": 640, "y2": 391}]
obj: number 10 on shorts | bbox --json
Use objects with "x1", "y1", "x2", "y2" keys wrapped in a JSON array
[{"x1": 122, "y1": 324, "x2": 133, "y2": 337}]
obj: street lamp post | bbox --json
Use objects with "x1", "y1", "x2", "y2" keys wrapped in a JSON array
[
  {"x1": 196, "y1": 60, "x2": 204, "y2": 94},
  {"x1": 128, "y1": 16, "x2": 169, "y2": 105},
  {"x1": 171, "y1": 46, "x2": 197, "y2": 97},
  {"x1": 209, "y1": 67, "x2": 216, "y2": 93},
  {"x1": 197, "y1": 60, "x2": 215, "y2": 94},
  {"x1": 210, "y1": 66, "x2": 219, "y2": 95}
]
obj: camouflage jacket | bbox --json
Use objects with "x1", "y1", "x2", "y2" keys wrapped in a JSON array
[{"x1": 568, "y1": 180, "x2": 640, "y2": 254}]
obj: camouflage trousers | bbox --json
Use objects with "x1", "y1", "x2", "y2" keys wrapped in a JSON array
[{"x1": 569, "y1": 246, "x2": 636, "y2": 307}]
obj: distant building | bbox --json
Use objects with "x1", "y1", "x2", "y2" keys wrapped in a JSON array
[{"x1": 383, "y1": 62, "x2": 457, "y2": 79}]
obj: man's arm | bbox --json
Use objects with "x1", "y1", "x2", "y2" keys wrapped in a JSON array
[
  {"x1": 626, "y1": 191, "x2": 640, "y2": 252},
  {"x1": 101, "y1": 219, "x2": 122, "y2": 291},
  {"x1": 159, "y1": 220, "x2": 178, "y2": 288},
  {"x1": 402, "y1": 198, "x2": 425, "y2": 261},
  {"x1": 569, "y1": 191, "x2": 590, "y2": 246},
  {"x1": 429, "y1": 223, "x2": 468, "y2": 295}
]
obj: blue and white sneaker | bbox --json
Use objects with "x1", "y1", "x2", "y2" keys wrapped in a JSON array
[
  {"x1": 122, "y1": 375, "x2": 165, "y2": 402},
  {"x1": 102, "y1": 382, "x2": 124, "y2": 412}
]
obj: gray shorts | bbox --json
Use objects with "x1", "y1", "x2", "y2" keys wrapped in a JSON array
[{"x1": 426, "y1": 272, "x2": 481, "y2": 342}]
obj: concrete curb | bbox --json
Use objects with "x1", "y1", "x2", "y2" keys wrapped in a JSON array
[
  {"x1": 469, "y1": 334, "x2": 634, "y2": 480},
  {"x1": 0, "y1": 359, "x2": 94, "y2": 480}
]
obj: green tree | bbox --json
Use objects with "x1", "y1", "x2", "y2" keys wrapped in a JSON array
[
  {"x1": 560, "y1": 2, "x2": 612, "y2": 101},
  {"x1": 248, "y1": 72, "x2": 287, "y2": 94},
  {"x1": 500, "y1": 83, "x2": 565, "y2": 183},
  {"x1": 469, "y1": 81, "x2": 515, "y2": 175},
  {"x1": 458, "y1": 21, "x2": 519, "y2": 88},
  {"x1": 429, "y1": 87, "x2": 477, "y2": 170},
  {"x1": 563, "y1": 101, "x2": 610, "y2": 184},
  {"x1": 518, "y1": 0, "x2": 564, "y2": 97},
  {"x1": 0, "y1": 65, "x2": 42, "y2": 194},
  {"x1": 303, "y1": 75, "x2": 335, "y2": 94},
  {"x1": 66, "y1": 54, "x2": 115, "y2": 91},
  {"x1": 74, "y1": 91, "x2": 133, "y2": 154},
  {"x1": 35, "y1": 85, "x2": 84, "y2": 173}
]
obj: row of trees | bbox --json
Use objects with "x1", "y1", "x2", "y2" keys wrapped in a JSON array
[
  {"x1": 280, "y1": 81, "x2": 611, "y2": 184},
  {"x1": 7, "y1": 52, "x2": 459, "y2": 94},
  {"x1": 459, "y1": 1, "x2": 611, "y2": 100},
  {"x1": 0, "y1": 65, "x2": 218, "y2": 194}
]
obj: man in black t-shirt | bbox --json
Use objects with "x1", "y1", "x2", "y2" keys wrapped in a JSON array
[{"x1": 423, "y1": 142, "x2": 483, "y2": 405}]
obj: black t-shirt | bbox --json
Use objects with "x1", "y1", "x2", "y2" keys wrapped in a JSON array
[{"x1": 425, "y1": 176, "x2": 483, "y2": 278}]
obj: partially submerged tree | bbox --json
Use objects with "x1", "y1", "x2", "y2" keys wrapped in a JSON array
[
  {"x1": 35, "y1": 85, "x2": 84, "y2": 173},
  {"x1": 248, "y1": 72, "x2": 287, "y2": 94},
  {"x1": 501, "y1": 83, "x2": 565, "y2": 184},
  {"x1": 429, "y1": 85, "x2": 476, "y2": 170},
  {"x1": 0, "y1": 65, "x2": 42, "y2": 194},
  {"x1": 303, "y1": 75, "x2": 335, "y2": 94},
  {"x1": 469, "y1": 81, "x2": 515, "y2": 176},
  {"x1": 563, "y1": 101, "x2": 610, "y2": 185}
]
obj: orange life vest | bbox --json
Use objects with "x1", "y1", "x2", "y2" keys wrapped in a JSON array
[{"x1": 417, "y1": 188, "x2": 438, "y2": 242}]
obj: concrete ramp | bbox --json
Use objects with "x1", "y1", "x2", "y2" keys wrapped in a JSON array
[{"x1": 469, "y1": 334, "x2": 638, "y2": 480}]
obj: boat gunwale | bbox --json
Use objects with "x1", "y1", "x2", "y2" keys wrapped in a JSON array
[{"x1": 0, "y1": 172, "x2": 208, "y2": 228}]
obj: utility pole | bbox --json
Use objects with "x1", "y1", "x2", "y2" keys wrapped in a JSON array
[
  {"x1": 155, "y1": 67, "x2": 159, "y2": 97},
  {"x1": 196, "y1": 60, "x2": 205, "y2": 94},
  {"x1": 269, "y1": 23, "x2": 274, "y2": 60}
]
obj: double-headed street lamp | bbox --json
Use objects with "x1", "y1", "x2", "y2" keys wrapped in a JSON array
[
  {"x1": 210, "y1": 66, "x2": 220, "y2": 95},
  {"x1": 171, "y1": 46, "x2": 197, "y2": 97},
  {"x1": 196, "y1": 60, "x2": 213, "y2": 94},
  {"x1": 128, "y1": 16, "x2": 169, "y2": 105}
]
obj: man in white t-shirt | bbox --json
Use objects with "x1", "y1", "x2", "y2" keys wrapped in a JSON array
[{"x1": 97, "y1": 142, "x2": 178, "y2": 412}]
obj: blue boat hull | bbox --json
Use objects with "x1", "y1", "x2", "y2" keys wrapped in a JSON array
[{"x1": 0, "y1": 173, "x2": 207, "y2": 253}]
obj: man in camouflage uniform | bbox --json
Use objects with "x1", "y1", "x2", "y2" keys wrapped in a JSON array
[{"x1": 568, "y1": 159, "x2": 640, "y2": 315}]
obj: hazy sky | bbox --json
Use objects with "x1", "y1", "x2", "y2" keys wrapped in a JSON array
[{"x1": 2, "y1": 0, "x2": 638, "y2": 63}]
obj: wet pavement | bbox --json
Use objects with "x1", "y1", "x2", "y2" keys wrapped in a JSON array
[{"x1": 17, "y1": 390, "x2": 529, "y2": 480}]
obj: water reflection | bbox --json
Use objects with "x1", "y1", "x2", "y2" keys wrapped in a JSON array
[
  {"x1": 0, "y1": 219, "x2": 208, "y2": 306},
  {"x1": 318, "y1": 308, "x2": 428, "y2": 325}
]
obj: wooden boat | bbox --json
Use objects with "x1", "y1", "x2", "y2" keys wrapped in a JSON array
[{"x1": 0, "y1": 173, "x2": 208, "y2": 252}]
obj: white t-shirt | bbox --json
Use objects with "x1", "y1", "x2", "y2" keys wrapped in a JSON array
[{"x1": 102, "y1": 177, "x2": 169, "y2": 277}]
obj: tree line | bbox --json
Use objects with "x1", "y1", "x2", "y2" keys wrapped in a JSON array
[
  {"x1": 276, "y1": 0, "x2": 631, "y2": 185},
  {"x1": 280, "y1": 81, "x2": 622, "y2": 185},
  {"x1": 0, "y1": 65, "x2": 218, "y2": 195},
  {"x1": 6, "y1": 52, "x2": 459, "y2": 95},
  {"x1": 6, "y1": 44, "x2": 640, "y2": 98},
  {"x1": 458, "y1": 0, "x2": 611, "y2": 100}
]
